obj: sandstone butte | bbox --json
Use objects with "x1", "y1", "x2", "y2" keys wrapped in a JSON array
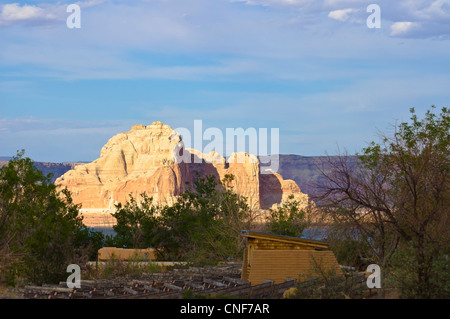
[{"x1": 55, "y1": 121, "x2": 311, "y2": 222}]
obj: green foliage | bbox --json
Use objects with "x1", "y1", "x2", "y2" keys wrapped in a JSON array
[
  {"x1": 319, "y1": 105, "x2": 449, "y2": 298},
  {"x1": 158, "y1": 174, "x2": 221, "y2": 262},
  {"x1": 0, "y1": 150, "x2": 98, "y2": 286},
  {"x1": 160, "y1": 174, "x2": 251, "y2": 264},
  {"x1": 265, "y1": 194, "x2": 310, "y2": 237},
  {"x1": 111, "y1": 193, "x2": 160, "y2": 250},
  {"x1": 88, "y1": 254, "x2": 162, "y2": 279},
  {"x1": 109, "y1": 173, "x2": 252, "y2": 265},
  {"x1": 327, "y1": 228, "x2": 371, "y2": 272},
  {"x1": 361, "y1": 106, "x2": 449, "y2": 298},
  {"x1": 73, "y1": 227, "x2": 106, "y2": 261},
  {"x1": 360, "y1": 106, "x2": 449, "y2": 165},
  {"x1": 387, "y1": 242, "x2": 450, "y2": 299}
]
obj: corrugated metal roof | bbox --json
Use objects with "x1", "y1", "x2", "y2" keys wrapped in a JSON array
[{"x1": 240, "y1": 230, "x2": 329, "y2": 248}]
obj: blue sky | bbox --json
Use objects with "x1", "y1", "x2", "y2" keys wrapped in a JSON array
[{"x1": 1, "y1": 0, "x2": 450, "y2": 162}]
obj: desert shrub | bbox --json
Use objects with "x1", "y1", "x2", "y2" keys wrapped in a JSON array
[
  {"x1": 110, "y1": 174, "x2": 253, "y2": 266},
  {"x1": 265, "y1": 194, "x2": 310, "y2": 238},
  {"x1": 0, "y1": 151, "x2": 97, "y2": 286}
]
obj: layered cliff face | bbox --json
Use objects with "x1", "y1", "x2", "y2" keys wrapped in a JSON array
[
  {"x1": 55, "y1": 122, "x2": 310, "y2": 211},
  {"x1": 186, "y1": 149, "x2": 261, "y2": 209},
  {"x1": 56, "y1": 122, "x2": 191, "y2": 209}
]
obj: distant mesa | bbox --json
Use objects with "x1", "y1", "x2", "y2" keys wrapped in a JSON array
[
  {"x1": 55, "y1": 121, "x2": 311, "y2": 212},
  {"x1": 0, "y1": 157, "x2": 83, "y2": 183}
]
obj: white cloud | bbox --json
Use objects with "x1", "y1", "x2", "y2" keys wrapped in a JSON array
[
  {"x1": 0, "y1": 1, "x2": 105, "y2": 27},
  {"x1": 234, "y1": 0, "x2": 450, "y2": 38},
  {"x1": 328, "y1": 8, "x2": 359, "y2": 21},
  {"x1": 411, "y1": 0, "x2": 450, "y2": 20},
  {"x1": 390, "y1": 21, "x2": 420, "y2": 36},
  {"x1": 1, "y1": 0, "x2": 450, "y2": 81},
  {"x1": 0, "y1": 3, "x2": 60, "y2": 27},
  {"x1": 2, "y1": 4, "x2": 46, "y2": 20}
]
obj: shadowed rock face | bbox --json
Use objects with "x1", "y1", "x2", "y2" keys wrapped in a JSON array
[{"x1": 54, "y1": 122, "x2": 311, "y2": 211}]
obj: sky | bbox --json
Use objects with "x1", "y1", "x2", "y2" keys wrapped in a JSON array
[{"x1": 0, "y1": 0, "x2": 449, "y2": 162}]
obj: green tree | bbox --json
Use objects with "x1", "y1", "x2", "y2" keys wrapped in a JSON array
[
  {"x1": 360, "y1": 106, "x2": 449, "y2": 298},
  {"x1": 111, "y1": 193, "x2": 161, "y2": 250},
  {"x1": 0, "y1": 151, "x2": 96, "y2": 285},
  {"x1": 156, "y1": 174, "x2": 221, "y2": 262},
  {"x1": 110, "y1": 173, "x2": 252, "y2": 265},
  {"x1": 315, "y1": 151, "x2": 400, "y2": 298},
  {"x1": 316, "y1": 106, "x2": 450, "y2": 298},
  {"x1": 206, "y1": 174, "x2": 252, "y2": 262},
  {"x1": 265, "y1": 194, "x2": 310, "y2": 238}
]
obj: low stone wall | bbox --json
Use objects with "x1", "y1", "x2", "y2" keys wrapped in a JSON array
[{"x1": 98, "y1": 247, "x2": 156, "y2": 261}]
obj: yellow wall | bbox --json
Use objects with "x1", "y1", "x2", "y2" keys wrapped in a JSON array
[{"x1": 244, "y1": 249, "x2": 342, "y2": 285}]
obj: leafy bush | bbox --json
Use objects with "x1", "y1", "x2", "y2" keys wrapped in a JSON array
[
  {"x1": 0, "y1": 151, "x2": 98, "y2": 286},
  {"x1": 265, "y1": 194, "x2": 310, "y2": 238},
  {"x1": 109, "y1": 173, "x2": 253, "y2": 265}
]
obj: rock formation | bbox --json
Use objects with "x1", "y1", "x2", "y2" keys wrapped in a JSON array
[
  {"x1": 260, "y1": 169, "x2": 310, "y2": 210},
  {"x1": 55, "y1": 121, "x2": 311, "y2": 212}
]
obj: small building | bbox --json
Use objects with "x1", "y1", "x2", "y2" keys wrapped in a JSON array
[{"x1": 240, "y1": 230, "x2": 342, "y2": 285}]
